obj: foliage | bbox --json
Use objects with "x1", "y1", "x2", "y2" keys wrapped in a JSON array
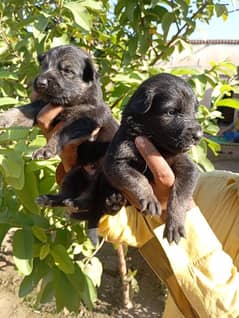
[{"x1": 0, "y1": 0, "x2": 238, "y2": 313}]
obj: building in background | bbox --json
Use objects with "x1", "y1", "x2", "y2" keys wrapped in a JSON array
[
  {"x1": 167, "y1": 39, "x2": 239, "y2": 68},
  {"x1": 164, "y1": 39, "x2": 239, "y2": 171}
]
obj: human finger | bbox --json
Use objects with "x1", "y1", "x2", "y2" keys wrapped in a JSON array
[
  {"x1": 37, "y1": 104, "x2": 64, "y2": 136},
  {"x1": 135, "y1": 136, "x2": 175, "y2": 188}
]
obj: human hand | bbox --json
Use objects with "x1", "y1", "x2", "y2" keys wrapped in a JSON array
[
  {"x1": 35, "y1": 103, "x2": 77, "y2": 184},
  {"x1": 135, "y1": 136, "x2": 175, "y2": 211},
  {"x1": 135, "y1": 136, "x2": 195, "y2": 219},
  {"x1": 35, "y1": 103, "x2": 101, "y2": 183}
]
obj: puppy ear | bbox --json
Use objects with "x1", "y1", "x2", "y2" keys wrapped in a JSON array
[
  {"x1": 37, "y1": 53, "x2": 46, "y2": 65},
  {"x1": 128, "y1": 89, "x2": 154, "y2": 114},
  {"x1": 83, "y1": 58, "x2": 95, "y2": 82}
]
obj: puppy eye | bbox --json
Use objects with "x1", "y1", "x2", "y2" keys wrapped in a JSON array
[
  {"x1": 167, "y1": 110, "x2": 177, "y2": 116},
  {"x1": 62, "y1": 67, "x2": 73, "y2": 74},
  {"x1": 58, "y1": 63, "x2": 74, "y2": 75}
]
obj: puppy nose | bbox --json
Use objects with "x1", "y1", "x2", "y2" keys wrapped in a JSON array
[
  {"x1": 36, "y1": 77, "x2": 48, "y2": 89},
  {"x1": 192, "y1": 129, "x2": 203, "y2": 142}
]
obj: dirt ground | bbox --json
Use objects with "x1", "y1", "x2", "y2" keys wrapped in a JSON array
[{"x1": 0, "y1": 232, "x2": 166, "y2": 318}]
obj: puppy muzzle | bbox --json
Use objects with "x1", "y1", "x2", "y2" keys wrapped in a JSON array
[{"x1": 190, "y1": 125, "x2": 203, "y2": 144}]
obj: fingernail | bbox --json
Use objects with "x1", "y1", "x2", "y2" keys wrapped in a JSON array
[{"x1": 135, "y1": 136, "x2": 145, "y2": 148}]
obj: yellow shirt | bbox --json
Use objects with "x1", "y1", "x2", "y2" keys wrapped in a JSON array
[{"x1": 98, "y1": 171, "x2": 239, "y2": 317}]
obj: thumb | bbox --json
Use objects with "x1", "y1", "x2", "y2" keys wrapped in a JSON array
[{"x1": 135, "y1": 136, "x2": 175, "y2": 188}]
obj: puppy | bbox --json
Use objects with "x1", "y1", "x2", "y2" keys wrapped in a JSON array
[
  {"x1": 31, "y1": 44, "x2": 117, "y2": 160},
  {"x1": 0, "y1": 45, "x2": 123, "y2": 243},
  {"x1": 0, "y1": 45, "x2": 117, "y2": 153},
  {"x1": 103, "y1": 73, "x2": 202, "y2": 244}
]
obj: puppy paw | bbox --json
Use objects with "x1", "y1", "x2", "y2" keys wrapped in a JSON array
[
  {"x1": 63, "y1": 198, "x2": 76, "y2": 208},
  {"x1": 139, "y1": 195, "x2": 161, "y2": 216},
  {"x1": 32, "y1": 147, "x2": 54, "y2": 160},
  {"x1": 163, "y1": 218, "x2": 186, "y2": 244},
  {"x1": 105, "y1": 193, "x2": 127, "y2": 214},
  {"x1": 36, "y1": 195, "x2": 55, "y2": 207},
  {"x1": 63, "y1": 198, "x2": 88, "y2": 213}
]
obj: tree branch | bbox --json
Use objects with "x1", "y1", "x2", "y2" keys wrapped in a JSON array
[{"x1": 149, "y1": 1, "x2": 210, "y2": 66}]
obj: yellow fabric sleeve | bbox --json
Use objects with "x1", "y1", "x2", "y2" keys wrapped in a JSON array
[
  {"x1": 193, "y1": 170, "x2": 239, "y2": 265},
  {"x1": 163, "y1": 170, "x2": 239, "y2": 318},
  {"x1": 98, "y1": 170, "x2": 239, "y2": 317},
  {"x1": 98, "y1": 206, "x2": 161, "y2": 247}
]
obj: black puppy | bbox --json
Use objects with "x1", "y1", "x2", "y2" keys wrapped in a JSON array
[
  {"x1": 0, "y1": 45, "x2": 117, "y2": 152},
  {"x1": 103, "y1": 73, "x2": 202, "y2": 244},
  {"x1": 32, "y1": 45, "x2": 117, "y2": 160},
  {"x1": 30, "y1": 45, "x2": 124, "y2": 238},
  {"x1": 0, "y1": 45, "x2": 122, "y2": 243}
]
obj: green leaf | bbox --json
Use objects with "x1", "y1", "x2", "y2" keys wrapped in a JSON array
[
  {"x1": 215, "y1": 98, "x2": 239, "y2": 109},
  {"x1": 139, "y1": 30, "x2": 151, "y2": 55},
  {"x1": 13, "y1": 256, "x2": 33, "y2": 275},
  {"x1": 51, "y1": 34, "x2": 70, "y2": 47},
  {"x1": 128, "y1": 37, "x2": 137, "y2": 57},
  {"x1": 112, "y1": 73, "x2": 143, "y2": 85},
  {"x1": 16, "y1": 164, "x2": 40, "y2": 213},
  {"x1": 125, "y1": 1, "x2": 136, "y2": 21},
  {"x1": 0, "y1": 224, "x2": 10, "y2": 246},
  {"x1": 175, "y1": 0, "x2": 189, "y2": 15},
  {"x1": 171, "y1": 67, "x2": 200, "y2": 76},
  {"x1": 0, "y1": 71, "x2": 18, "y2": 80},
  {"x1": 27, "y1": 135, "x2": 46, "y2": 150},
  {"x1": 203, "y1": 122, "x2": 220, "y2": 136},
  {"x1": 54, "y1": 269, "x2": 80, "y2": 312},
  {"x1": 67, "y1": 264, "x2": 97, "y2": 310},
  {"x1": 31, "y1": 14, "x2": 48, "y2": 37},
  {"x1": 81, "y1": 257, "x2": 103, "y2": 287},
  {"x1": 210, "y1": 61, "x2": 236, "y2": 77},
  {"x1": 32, "y1": 226, "x2": 47, "y2": 243},
  {"x1": 0, "y1": 41, "x2": 8, "y2": 55},
  {"x1": 38, "y1": 280, "x2": 54, "y2": 304},
  {"x1": 162, "y1": 12, "x2": 174, "y2": 39},
  {"x1": 64, "y1": 2, "x2": 91, "y2": 31},
  {"x1": 0, "y1": 149, "x2": 25, "y2": 182},
  {"x1": 0, "y1": 149, "x2": 25, "y2": 189},
  {"x1": 215, "y1": 4, "x2": 227, "y2": 17},
  {"x1": 0, "y1": 127, "x2": 29, "y2": 143},
  {"x1": 51, "y1": 244, "x2": 75, "y2": 274},
  {"x1": 13, "y1": 229, "x2": 34, "y2": 275},
  {"x1": 27, "y1": 158, "x2": 58, "y2": 172},
  {"x1": 39, "y1": 173, "x2": 56, "y2": 195},
  {"x1": 40, "y1": 244, "x2": 50, "y2": 260},
  {"x1": 189, "y1": 144, "x2": 214, "y2": 172},
  {"x1": 19, "y1": 260, "x2": 48, "y2": 297},
  {"x1": 0, "y1": 97, "x2": 18, "y2": 106},
  {"x1": 54, "y1": 229, "x2": 72, "y2": 249},
  {"x1": 80, "y1": 0, "x2": 103, "y2": 11},
  {"x1": 204, "y1": 137, "x2": 221, "y2": 156},
  {"x1": 31, "y1": 214, "x2": 49, "y2": 228}
]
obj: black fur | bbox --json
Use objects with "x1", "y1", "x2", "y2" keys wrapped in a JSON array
[
  {"x1": 103, "y1": 73, "x2": 202, "y2": 244},
  {"x1": 31, "y1": 45, "x2": 113, "y2": 159},
  {"x1": 0, "y1": 45, "x2": 122, "y2": 244},
  {"x1": 0, "y1": 53, "x2": 202, "y2": 245},
  {"x1": 33, "y1": 46, "x2": 126, "y2": 244}
]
